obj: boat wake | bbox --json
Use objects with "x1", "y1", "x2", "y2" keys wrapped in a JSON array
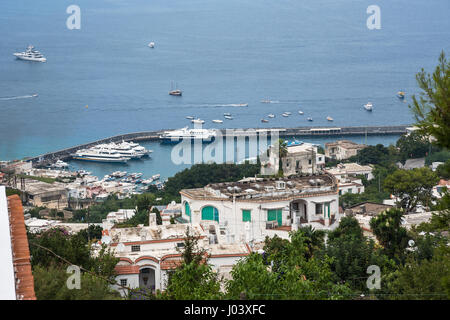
[
  {"x1": 188, "y1": 103, "x2": 248, "y2": 108},
  {"x1": 0, "y1": 94, "x2": 37, "y2": 101}
]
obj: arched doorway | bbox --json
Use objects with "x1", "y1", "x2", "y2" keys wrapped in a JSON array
[
  {"x1": 184, "y1": 201, "x2": 191, "y2": 222},
  {"x1": 139, "y1": 267, "x2": 156, "y2": 292},
  {"x1": 201, "y1": 206, "x2": 219, "y2": 223}
]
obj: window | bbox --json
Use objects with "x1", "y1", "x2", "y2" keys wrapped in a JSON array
[
  {"x1": 176, "y1": 242, "x2": 185, "y2": 248},
  {"x1": 131, "y1": 245, "x2": 141, "y2": 252},
  {"x1": 120, "y1": 279, "x2": 127, "y2": 286},
  {"x1": 308, "y1": 159, "x2": 312, "y2": 165},
  {"x1": 242, "y1": 210, "x2": 251, "y2": 222},
  {"x1": 348, "y1": 189, "x2": 352, "y2": 194},
  {"x1": 184, "y1": 202, "x2": 191, "y2": 217},
  {"x1": 201, "y1": 206, "x2": 219, "y2": 222},
  {"x1": 315, "y1": 203, "x2": 323, "y2": 215},
  {"x1": 339, "y1": 190, "x2": 342, "y2": 195}
]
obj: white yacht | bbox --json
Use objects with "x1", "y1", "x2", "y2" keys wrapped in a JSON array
[
  {"x1": 51, "y1": 160, "x2": 69, "y2": 169},
  {"x1": 14, "y1": 45, "x2": 46, "y2": 62},
  {"x1": 364, "y1": 102, "x2": 373, "y2": 111},
  {"x1": 159, "y1": 127, "x2": 217, "y2": 143},
  {"x1": 72, "y1": 148, "x2": 131, "y2": 163}
]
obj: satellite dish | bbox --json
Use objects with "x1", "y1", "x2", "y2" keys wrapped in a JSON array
[
  {"x1": 408, "y1": 240, "x2": 415, "y2": 247},
  {"x1": 101, "y1": 235, "x2": 111, "y2": 245},
  {"x1": 117, "y1": 243, "x2": 125, "y2": 253}
]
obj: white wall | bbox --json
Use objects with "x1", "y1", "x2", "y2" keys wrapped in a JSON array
[{"x1": 0, "y1": 186, "x2": 17, "y2": 300}]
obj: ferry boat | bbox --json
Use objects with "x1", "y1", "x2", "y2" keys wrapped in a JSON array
[
  {"x1": 14, "y1": 45, "x2": 46, "y2": 62},
  {"x1": 397, "y1": 91, "x2": 405, "y2": 99},
  {"x1": 72, "y1": 149, "x2": 131, "y2": 163},
  {"x1": 364, "y1": 102, "x2": 373, "y2": 111},
  {"x1": 159, "y1": 127, "x2": 216, "y2": 143}
]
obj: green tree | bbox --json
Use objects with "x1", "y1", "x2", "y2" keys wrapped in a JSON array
[
  {"x1": 436, "y1": 160, "x2": 450, "y2": 179},
  {"x1": 383, "y1": 168, "x2": 439, "y2": 212},
  {"x1": 157, "y1": 228, "x2": 222, "y2": 300},
  {"x1": 33, "y1": 264, "x2": 121, "y2": 300},
  {"x1": 396, "y1": 131, "x2": 437, "y2": 163},
  {"x1": 369, "y1": 208, "x2": 409, "y2": 261},
  {"x1": 384, "y1": 245, "x2": 450, "y2": 300},
  {"x1": 410, "y1": 51, "x2": 450, "y2": 150}
]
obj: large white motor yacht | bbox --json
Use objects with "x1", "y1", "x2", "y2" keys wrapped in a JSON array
[
  {"x1": 14, "y1": 45, "x2": 47, "y2": 62},
  {"x1": 72, "y1": 148, "x2": 130, "y2": 163}
]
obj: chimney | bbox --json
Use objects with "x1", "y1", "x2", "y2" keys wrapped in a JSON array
[{"x1": 149, "y1": 212, "x2": 157, "y2": 226}]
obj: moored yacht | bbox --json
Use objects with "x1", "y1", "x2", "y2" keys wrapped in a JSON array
[
  {"x1": 14, "y1": 45, "x2": 46, "y2": 62},
  {"x1": 72, "y1": 148, "x2": 130, "y2": 163}
]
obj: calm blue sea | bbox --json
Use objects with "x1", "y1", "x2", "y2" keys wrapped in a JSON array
[{"x1": 1, "y1": 0, "x2": 449, "y2": 179}]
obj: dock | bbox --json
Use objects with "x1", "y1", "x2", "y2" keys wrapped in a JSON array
[{"x1": 26, "y1": 125, "x2": 410, "y2": 166}]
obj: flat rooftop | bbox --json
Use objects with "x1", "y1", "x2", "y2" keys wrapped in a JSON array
[{"x1": 181, "y1": 173, "x2": 338, "y2": 201}]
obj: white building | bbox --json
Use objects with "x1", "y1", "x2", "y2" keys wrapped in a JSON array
[
  {"x1": 104, "y1": 219, "x2": 250, "y2": 296},
  {"x1": 282, "y1": 143, "x2": 325, "y2": 176},
  {"x1": 325, "y1": 140, "x2": 366, "y2": 160},
  {"x1": 180, "y1": 173, "x2": 341, "y2": 244},
  {"x1": 326, "y1": 163, "x2": 374, "y2": 181}
]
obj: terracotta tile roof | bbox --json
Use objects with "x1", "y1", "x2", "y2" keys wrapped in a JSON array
[
  {"x1": 7, "y1": 195, "x2": 36, "y2": 300},
  {"x1": 115, "y1": 265, "x2": 140, "y2": 275},
  {"x1": 160, "y1": 258, "x2": 183, "y2": 270}
]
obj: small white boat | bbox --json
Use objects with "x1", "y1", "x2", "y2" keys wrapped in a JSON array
[
  {"x1": 191, "y1": 118, "x2": 205, "y2": 124},
  {"x1": 224, "y1": 115, "x2": 233, "y2": 120},
  {"x1": 234, "y1": 103, "x2": 248, "y2": 107},
  {"x1": 364, "y1": 102, "x2": 373, "y2": 111},
  {"x1": 298, "y1": 110, "x2": 304, "y2": 115},
  {"x1": 148, "y1": 42, "x2": 155, "y2": 48},
  {"x1": 51, "y1": 160, "x2": 68, "y2": 169},
  {"x1": 268, "y1": 114, "x2": 275, "y2": 118},
  {"x1": 212, "y1": 119, "x2": 223, "y2": 123},
  {"x1": 261, "y1": 119, "x2": 269, "y2": 123},
  {"x1": 186, "y1": 116, "x2": 195, "y2": 120},
  {"x1": 152, "y1": 174, "x2": 160, "y2": 180},
  {"x1": 32, "y1": 93, "x2": 38, "y2": 97},
  {"x1": 282, "y1": 112, "x2": 290, "y2": 117},
  {"x1": 142, "y1": 178, "x2": 153, "y2": 185},
  {"x1": 327, "y1": 116, "x2": 333, "y2": 121},
  {"x1": 223, "y1": 112, "x2": 231, "y2": 116},
  {"x1": 307, "y1": 117, "x2": 313, "y2": 121},
  {"x1": 397, "y1": 91, "x2": 405, "y2": 99}
]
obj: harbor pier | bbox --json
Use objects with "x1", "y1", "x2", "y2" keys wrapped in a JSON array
[{"x1": 26, "y1": 125, "x2": 410, "y2": 167}]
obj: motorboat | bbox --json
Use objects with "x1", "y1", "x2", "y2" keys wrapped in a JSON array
[
  {"x1": 282, "y1": 112, "x2": 290, "y2": 117},
  {"x1": 224, "y1": 115, "x2": 233, "y2": 120},
  {"x1": 148, "y1": 42, "x2": 155, "y2": 48},
  {"x1": 223, "y1": 113, "x2": 231, "y2": 116},
  {"x1": 212, "y1": 119, "x2": 223, "y2": 123},
  {"x1": 364, "y1": 102, "x2": 373, "y2": 111},
  {"x1": 152, "y1": 174, "x2": 161, "y2": 180},
  {"x1": 307, "y1": 117, "x2": 313, "y2": 121},
  {"x1": 191, "y1": 118, "x2": 205, "y2": 124},
  {"x1": 397, "y1": 91, "x2": 405, "y2": 99},
  {"x1": 186, "y1": 116, "x2": 195, "y2": 120},
  {"x1": 51, "y1": 160, "x2": 68, "y2": 169},
  {"x1": 268, "y1": 114, "x2": 275, "y2": 118},
  {"x1": 327, "y1": 116, "x2": 334, "y2": 121},
  {"x1": 298, "y1": 110, "x2": 304, "y2": 115},
  {"x1": 261, "y1": 119, "x2": 269, "y2": 123}
]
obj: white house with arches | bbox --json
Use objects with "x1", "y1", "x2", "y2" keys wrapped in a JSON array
[{"x1": 180, "y1": 173, "x2": 342, "y2": 243}]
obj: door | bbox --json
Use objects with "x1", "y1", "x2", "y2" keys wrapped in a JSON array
[{"x1": 267, "y1": 209, "x2": 282, "y2": 226}]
